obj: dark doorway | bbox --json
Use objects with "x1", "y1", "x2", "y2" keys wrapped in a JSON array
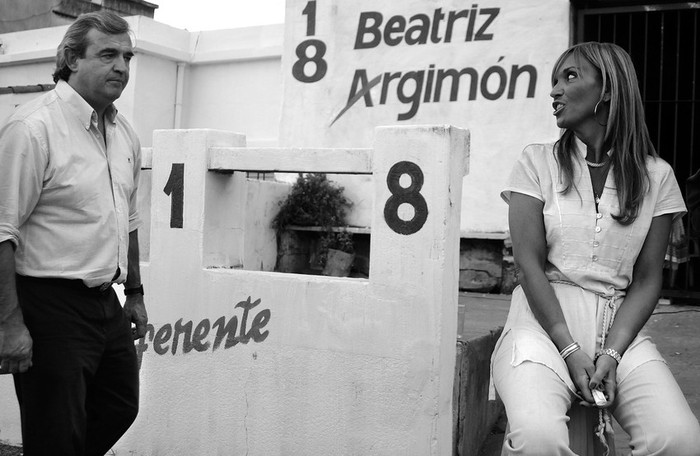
[{"x1": 575, "y1": 2, "x2": 700, "y2": 299}]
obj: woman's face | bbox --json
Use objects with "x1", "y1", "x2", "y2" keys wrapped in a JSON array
[{"x1": 550, "y1": 54, "x2": 604, "y2": 133}]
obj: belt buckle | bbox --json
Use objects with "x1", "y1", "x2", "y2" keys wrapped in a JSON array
[{"x1": 98, "y1": 282, "x2": 112, "y2": 292}]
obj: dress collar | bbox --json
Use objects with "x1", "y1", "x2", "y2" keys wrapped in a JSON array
[{"x1": 573, "y1": 135, "x2": 613, "y2": 162}]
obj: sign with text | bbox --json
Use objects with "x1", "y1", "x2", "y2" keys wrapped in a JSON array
[
  {"x1": 280, "y1": 0, "x2": 568, "y2": 231},
  {"x1": 281, "y1": 0, "x2": 566, "y2": 148}
]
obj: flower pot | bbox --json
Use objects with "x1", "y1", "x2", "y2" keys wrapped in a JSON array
[
  {"x1": 276, "y1": 230, "x2": 309, "y2": 273},
  {"x1": 322, "y1": 248, "x2": 355, "y2": 277}
]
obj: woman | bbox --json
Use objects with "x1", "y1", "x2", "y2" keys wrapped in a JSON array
[{"x1": 491, "y1": 42, "x2": 700, "y2": 455}]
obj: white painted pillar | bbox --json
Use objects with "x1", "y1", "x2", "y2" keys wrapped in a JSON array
[
  {"x1": 150, "y1": 129, "x2": 247, "y2": 279},
  {"x1": 370, "y1": 125, "x2": 470, "y2": 453},
  {"x1": 116, "y1": 126, "x2": 469, "y2": 456}
]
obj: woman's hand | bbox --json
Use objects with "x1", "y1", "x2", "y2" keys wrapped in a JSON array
[
  {"x1": 586, "y1": 355, "x2": 618, "y2": 408},
  {"x1": 565, "y1": 349, "x2": 597, "y2": 404}
]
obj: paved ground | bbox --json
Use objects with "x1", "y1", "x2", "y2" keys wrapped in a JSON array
[{"x1": 0, "y1": 446, "x2": 20, "y2": 456}]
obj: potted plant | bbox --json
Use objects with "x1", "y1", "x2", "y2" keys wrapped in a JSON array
[
  {"x1": 272, "y1": 173, "x2": 353, "y2": 274},
  {"x1": 320, "y1": 231, "x2": 355, "y2": 277}
]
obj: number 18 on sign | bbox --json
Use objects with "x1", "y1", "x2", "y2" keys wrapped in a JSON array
[{"x1": 292, "y1": 1, "x2": 327, "y2": 83}]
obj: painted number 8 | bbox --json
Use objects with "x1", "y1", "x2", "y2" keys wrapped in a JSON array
[
  {"x1": 384, "y1": 161, "x2": 428, "y2": 235},
  {"x1": 292, "y1": 39, "x2": 327, "y2": 83}
]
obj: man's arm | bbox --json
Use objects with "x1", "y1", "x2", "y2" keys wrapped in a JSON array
[
  {"x1": 0, "y1": 240, "x2": 32, "y2": 373},
  {"x1": 123, "y1": 230, "x2": 148, "y2": 339}
]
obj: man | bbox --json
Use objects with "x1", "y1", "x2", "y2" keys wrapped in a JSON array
[{"x1": 0, "y1": 11, "x2": 148, "y2": 455}]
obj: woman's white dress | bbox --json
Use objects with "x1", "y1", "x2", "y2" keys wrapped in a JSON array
[{"x1": 490, "y1": 137, "x2": 686, "y2": 399}]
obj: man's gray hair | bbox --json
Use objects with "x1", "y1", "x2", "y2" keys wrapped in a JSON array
[{"x1": 52, "y1": 10, "x2": 131, "y2": 83}]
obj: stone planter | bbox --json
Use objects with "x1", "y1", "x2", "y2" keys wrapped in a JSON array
[
  {"x1": 275, "y1": 230, "x2": 309, "y2": 273},
  {"x1": 322, "y1": 248, "x2": 355, "y2": 277}
]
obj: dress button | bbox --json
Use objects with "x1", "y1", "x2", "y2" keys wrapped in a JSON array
[
  {"x1": 596, "y1": 213, "x2": 603, "y2": 219},
  {"x1": 595, "y1": 226, "x2": 602, "y2": 233}
]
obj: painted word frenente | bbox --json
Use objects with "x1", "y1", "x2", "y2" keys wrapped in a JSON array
[
  {"x1": 135, "y1": 296, "x2": 271, "y2": 366},
  {"x1": 354, "y1": 6, "x2": 500, "y2": 49}
]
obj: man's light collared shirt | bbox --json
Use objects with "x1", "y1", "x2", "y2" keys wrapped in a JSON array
[{"x1": 0, "y1": 80, "x2": 142, "y2": 287}]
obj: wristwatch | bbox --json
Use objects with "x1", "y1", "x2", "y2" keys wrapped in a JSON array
[
  {"x1": 596, "y1": 347, "x2": 622, "y2": 364},
  {"x1": 124, "y1": 284, "x2": 144, "y2": 296}
]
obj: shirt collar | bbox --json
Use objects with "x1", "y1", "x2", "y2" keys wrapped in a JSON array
[
  {"x1": 573, "y1": 135, "x2": 587, "y2": 158},
  {"x1": 55, "y1": 80, "x2": 118, "y2": 130},
  {"x1": 573, "y1": 135, "x2": 612, "y2": 159}
]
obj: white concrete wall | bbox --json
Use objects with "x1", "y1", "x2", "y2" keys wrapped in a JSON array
[
  {"x1": 0, "y1": 126, "x2": 469, "y2": 452},
  {"x1": 0, "y1": 17, "x2": 284, "y2": 148},
  {"x1": 2, "y1": 12, "x2": 558, "y2": 235},
  {"x1": 110, "y1": 126, "x2": 468, "y2": 455}
]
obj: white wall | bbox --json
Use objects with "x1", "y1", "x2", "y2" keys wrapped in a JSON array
[
  {"x1": 0, "y1": 17, "x2": 284, "y2": 149},
  {"x1": 183, "y1": 57, "x2": 282, "y2": 146},
  {"x1": 0, "y1": 10, "x2": 572, "y2": 234},
  {"x1": 114, "y1": 126, "x2": 467, "y2": 455}
]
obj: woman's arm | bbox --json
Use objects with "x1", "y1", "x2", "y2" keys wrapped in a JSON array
[
  {"x1": 509, "y1": 192, "x2": 596, "y2": 403},
  {"x1": 589, "y1": 214, "x2": 673, "y2": 397}
]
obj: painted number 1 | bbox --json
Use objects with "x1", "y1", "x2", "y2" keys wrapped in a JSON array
[
  {"x1": 384, "y1": 161, "x2": 428, "y2": 235},
  {"x1": 163, "y1": 163, "x2": 184, "y2": 228},
  {"x1": 302, "y1": 0, "x2": 316, "y2": 35}
]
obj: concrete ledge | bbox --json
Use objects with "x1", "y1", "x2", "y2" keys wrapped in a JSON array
[{"x1": 454, "y1": 293, "x2": 510, "y2": 456}]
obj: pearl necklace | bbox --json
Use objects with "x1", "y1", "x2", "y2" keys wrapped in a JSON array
[{"x1": 586, "y1": 158, "x2": 609, "y2": 168}]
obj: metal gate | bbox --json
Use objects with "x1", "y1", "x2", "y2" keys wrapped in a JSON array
[{"x1": 576, "y1": 2, "x2": 700, "y2": 299}]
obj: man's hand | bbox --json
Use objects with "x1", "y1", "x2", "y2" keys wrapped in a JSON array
[
  {"x1": 0, "y1": 309, "x2": 33, "y2": 374},
  {"x1": 123, "y1": 294, "x2": 148, "y2": 340}
]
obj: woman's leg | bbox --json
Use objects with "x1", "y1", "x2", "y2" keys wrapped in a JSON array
[
  {"x1": 493, "y1": 336, "x2": 576, "y2": 456},
  {"x1": 613, "y1": 360, "x2": 700, "y2": 456}
]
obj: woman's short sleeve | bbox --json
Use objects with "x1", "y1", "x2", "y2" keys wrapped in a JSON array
[
  {"x1": 653, "y1": 159, "x2": 687, "y2": 222},
  {"x1": 501, "y1": 144, "x2": 546, "y2": 204}
]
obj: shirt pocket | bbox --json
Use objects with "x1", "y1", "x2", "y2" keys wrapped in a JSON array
[
  {"x1": 108, "y1": 138, "x2": 136, "y2": 196},
  {"x1": 554, "y1": 189, "x2": 635, "y2": 274}
]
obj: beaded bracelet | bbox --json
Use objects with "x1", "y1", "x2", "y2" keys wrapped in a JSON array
[
  {"x1": 559, "y1": 342, "x2": 581, "y2": 360},
  {"x1": 595, "y1": 347, "x2": 622, "y2": 364}
]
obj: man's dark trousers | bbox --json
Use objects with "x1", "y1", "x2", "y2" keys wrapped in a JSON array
[{"x1": 13, "y1": 275, "x2": 139, "y2": 456}]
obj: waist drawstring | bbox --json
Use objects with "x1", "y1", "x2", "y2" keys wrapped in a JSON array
[
  {"x1": 596, "y1": 295, "x2": 618, "y2": 456},
  {"x1": 550, "y1": 280, "x2": 620, "y2": 456}
]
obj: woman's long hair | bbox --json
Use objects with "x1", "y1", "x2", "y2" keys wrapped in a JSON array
[{"x1": 552, "y1": 42, "x2": 655, "y2": 225}]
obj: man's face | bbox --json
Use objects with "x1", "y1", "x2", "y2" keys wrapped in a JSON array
[{"x1": 68, "y1": 28, "x2": 133, "y2": 111}]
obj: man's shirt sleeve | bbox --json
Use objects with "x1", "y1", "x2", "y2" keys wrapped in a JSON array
[
  {"x1": 0, "y1": 119, "x2": 47, "y2": 247},
  {"x1": 128, "y1": 130, "x2": 142, "y2": 233}
]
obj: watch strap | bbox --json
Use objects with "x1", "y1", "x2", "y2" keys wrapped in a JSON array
[{"x1": 124, "y1": 284, "x2": 144, "y2": 296}]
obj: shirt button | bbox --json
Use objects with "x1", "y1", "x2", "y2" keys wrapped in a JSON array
[
  {"x1": 593, "y1": 241, "x2": 600, "y2": 247},
  {"x1": 596, "y1": 213, "x2": 603, "y2": 219},
  {"x1": 592, "y1": 255, "x2": 598, "y2": 262},
  {"x1": 595, "y1": 226, "x2": 602, "y2": 233}
]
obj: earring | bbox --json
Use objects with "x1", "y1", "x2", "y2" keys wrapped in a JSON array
[{"x1": 594, "y1": 100, "x2": 608, "y2": 126}]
